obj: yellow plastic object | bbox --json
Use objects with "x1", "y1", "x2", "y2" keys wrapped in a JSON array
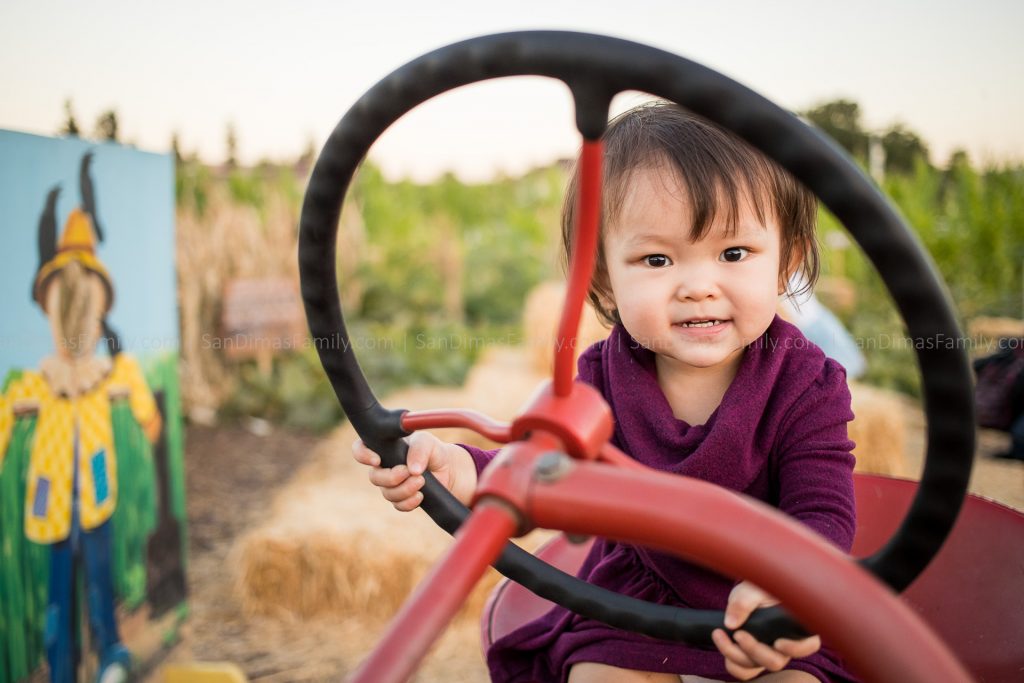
[{"x1": 163, "y1": 662, "x2": 248, "y2": 683}]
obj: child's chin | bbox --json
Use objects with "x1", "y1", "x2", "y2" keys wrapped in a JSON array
[{"x1": 678, "y1": 350, "x2": 733, "y2": 368}]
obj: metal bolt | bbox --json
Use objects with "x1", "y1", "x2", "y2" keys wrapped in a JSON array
[{"x1": 534, "y1": 451, "x2": 571, "y2": 483}]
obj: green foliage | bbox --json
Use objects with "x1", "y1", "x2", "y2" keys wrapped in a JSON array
[
  {"x1": 350, "y1": 320, "x2": 518, "y2": 396},
  {"x1": 837, "y1": 263, "x2": 923, "y2": 397},
  {"x1": 220, "y1": 320, "x2": 518, "y2": 431},
  {"x1": 353, "y1": 163, "x2": 561, "y2": 326},
  {"x1": 221, "y1": 348, "x2": 342, "y2": 432},
  {"x1": 227, "y1": 168, "x2": 264, "y2": 209},
  {"x1": 209, "y1": 159, "x2": 561, "y2": 429},
  {"x1": 821, "y1": 158, "x2": 1024, "y2": 398},
  {"x1": 175, "y1": 160, "x2": 212, "y2": 216},
  {"x1": 803, "y1": 99, "x2": 870, "y2": 161},
  {"x1": 225, "y1": 123, "x2": 238, "y2": 169},
  {"x1": 60, "y1": 99, "x2": 80, "y2": 137},
  {"x1": 0, "y1": 415, "x2": 49, "y2": 682},
  {"x1": 183, "y1": 117, "x2": 1022, "y2": 413},
  {"x1": 881, "y1": 124, "x2": 930, "y2": 175},
  {"x1": 171, "y1": 132, "x2": 183, "y2": 164},
  {"x1": 110, "y1": 400, "x2": 157, "y2": 609},
  {"x1": 884, "y1": 160, "x2": 1024, "y2": 319}
]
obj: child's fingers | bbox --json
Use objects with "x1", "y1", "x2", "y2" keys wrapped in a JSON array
[
  {"x1": 773, "y1": 635, "x2": 822, "y2": 659},
  {"x1": 368, "y1": 464, "x2": 412, "y2": 488},
  {"x1": 724, "y1": 582, "x2": 773, "y2": 630},
  {"x1": 378, "y1": 475, "x2": 426, "y2": 504},
  {"x1": 732, "y1": 630, "x2": 790, "y2": 672},
  {"x1": 711, "y1": 629, "x2": 761, "y2": 673},
  {"x1": 723, "y1": 658, "x2": 765, "y2": 682},
  {"x1": 406, "y1": 446, "x2": 429, "y2": 476},
  {"x1": 351, "y1": 439, "x2": 381, "y2": 467},
  {"x1": 391, "y1": 491, "x2": 424, "y2": 512},
  {"x1": 405, "y1": 432, "x2": 438, "y2": 476}
]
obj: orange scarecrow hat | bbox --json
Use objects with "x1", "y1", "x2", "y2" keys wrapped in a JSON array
[{"x1": 33, "y1": 207, "x2": 114, "y2": 312}]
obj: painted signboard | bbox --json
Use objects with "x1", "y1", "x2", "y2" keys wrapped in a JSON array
[{"x1": 0, "y1": 131, "x2": 186, "y2": 683}]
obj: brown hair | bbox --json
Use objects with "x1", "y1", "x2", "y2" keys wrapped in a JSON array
[{"x1": 561, "y1": 101, "x2": 819, "y2": 326}]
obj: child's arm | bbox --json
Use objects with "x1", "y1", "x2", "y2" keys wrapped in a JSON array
[
  {"x1": 708, "y1": 359, "x2": 856, "y2": 676},
  {"x1": 774, "y1": 360, "x2": 857, "y2": 554},
  {"x1": 352, "y1": 431, "x2": 479, "y2": 509},
  {"x1": 711, "y1": 582, "x2": 821, "y2": 680}
]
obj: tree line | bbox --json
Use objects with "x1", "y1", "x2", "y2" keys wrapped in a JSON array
[{"x1": 58, "y1": 97, "x2": 959, "y2": 174}]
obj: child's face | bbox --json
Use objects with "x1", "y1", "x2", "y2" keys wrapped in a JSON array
[{"x1": 601, "y1": 166, "x2": 784, "y2": 378}]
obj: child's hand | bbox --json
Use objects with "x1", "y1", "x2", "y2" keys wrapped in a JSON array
[
  {"x1": 351, "y1": 431, "x2": 476, "y2": 510},
  {"x1": 710, "y1": 581, "x2": 821, "y2": 681}
]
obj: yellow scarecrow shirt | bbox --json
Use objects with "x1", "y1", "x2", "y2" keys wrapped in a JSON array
[{"x1": 0, "y1": 354, "x2": 159, "y2": 544}]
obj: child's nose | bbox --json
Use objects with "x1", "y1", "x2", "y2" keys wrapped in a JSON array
[{"x1": 674, "y1": 266, "x2": 720, "y2": 301}]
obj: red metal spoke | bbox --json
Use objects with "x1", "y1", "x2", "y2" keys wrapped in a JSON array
[
  {"x1": 597, "y1": 442, "x2": 648, "y2": 472},
  {"x1": 401, "y1": 409, "x2": 512, "y2": 443},
  {"x1": 347, "y1": 501, "x2": 519, "y2": 683},
  {"x1": 554, "y1": 140, "x2": 603, "y2": 397}
]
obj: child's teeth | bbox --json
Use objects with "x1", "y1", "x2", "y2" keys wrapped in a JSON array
[{"x1": 684, "y1": 320, "x2": 717, "y2": 327}]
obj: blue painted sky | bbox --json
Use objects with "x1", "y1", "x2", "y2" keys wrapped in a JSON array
[
  {"x1": 1, "y1": 1, "x2": 1022, "y2": 181},
  {"x1": 0, "y1": 131, "x2": 177, "y2": 374}
]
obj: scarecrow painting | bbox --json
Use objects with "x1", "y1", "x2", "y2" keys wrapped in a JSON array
[{"x1": 0, "y1": 136, "x2": 185, "y2": 683}]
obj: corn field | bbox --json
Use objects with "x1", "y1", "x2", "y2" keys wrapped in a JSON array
[{"x1": 175, "y1": 153, "x2": 1024, "y2": 422}]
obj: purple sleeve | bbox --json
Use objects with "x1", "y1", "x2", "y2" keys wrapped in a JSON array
[
  {"x1": 459, "y1": 443, "x2": 501, "y2": 478},
  {"x1": 774, "y1": 359, "x2": 857, "y2": 552}
]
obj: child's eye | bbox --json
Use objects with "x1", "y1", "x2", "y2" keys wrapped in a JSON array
[
  {"x1": 720, "y1": 247, "x2": 750, "y2": 263},
  {"x1": 643, "y1": 254, "x2": 672, "y2": 268}
]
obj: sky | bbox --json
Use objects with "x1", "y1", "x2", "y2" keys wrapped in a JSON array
[{"x1": 2, "y1": 0, "x2": 1023, "y2": 182}]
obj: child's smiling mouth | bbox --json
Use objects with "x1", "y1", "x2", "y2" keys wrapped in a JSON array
[
  {"x1": 673, "y1": 319, "x2": 731, "y2": 336},
  {"x1": 676, "y1": 317, "x2": 729, "y2": 327}
]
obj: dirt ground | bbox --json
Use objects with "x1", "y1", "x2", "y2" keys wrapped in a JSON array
[
  {"x1": 144, "y1": 406, "x2": 1023, "y2": 683},
  {"x1": 146, "y1": 422, "x2": 494, "y2": 682}
]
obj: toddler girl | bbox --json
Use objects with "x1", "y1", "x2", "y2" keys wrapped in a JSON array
[{"x1": 353, "y1": 102, "x2": 856, "y2": 683}]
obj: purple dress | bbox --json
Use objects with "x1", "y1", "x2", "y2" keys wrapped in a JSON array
[{"x1": 462, "y1": 316, "x2": 858, "y2": 682}]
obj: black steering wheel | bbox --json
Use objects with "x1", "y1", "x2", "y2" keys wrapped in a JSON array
[{"x1": 299, "y1": 31, "x2": 975, "y2": 647}]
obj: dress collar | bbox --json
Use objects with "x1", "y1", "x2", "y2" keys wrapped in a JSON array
[{"x1": 596, "y1": 319, "x2": 785, "y2": 492}]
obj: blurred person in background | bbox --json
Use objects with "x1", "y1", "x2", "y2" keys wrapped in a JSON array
[
  {"x1": 974, "y1": 338, "x2": 1024, "y2": 462},
  {"x1": 780, "y1": 273, "x2": 866, "y2": 380}
]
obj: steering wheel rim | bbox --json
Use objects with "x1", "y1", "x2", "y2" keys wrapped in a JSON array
[{"x1": 299, "y1": 30, "x2": 975, "y2": 646}]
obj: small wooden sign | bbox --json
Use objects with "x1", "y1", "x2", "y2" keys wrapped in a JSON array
[{"x1": 220, "y1": 277, "x2": 306, "y2": 371}]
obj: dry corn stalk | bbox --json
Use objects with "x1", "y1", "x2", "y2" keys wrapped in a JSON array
[{"x1": 176, "y1": 181, "x2": 365, "y2": 418}]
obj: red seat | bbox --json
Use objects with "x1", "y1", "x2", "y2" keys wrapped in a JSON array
[{"x1": 481, "y1": 473, "x2": 1024, "y2": 682}]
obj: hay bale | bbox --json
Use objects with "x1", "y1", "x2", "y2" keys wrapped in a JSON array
[
  {"x1": 522, "y1": 281, "x2": 609, "y2": 375},
  {"x1": 233, "y1": 418, "x2": 485, "y2": 622},
  {"x1": 848, "y1": 382, "x2": 910, "y2": 477},
  {"x1": 232, "y1": 390, "x2": 553, "y2": 625},
  {"x1": 236, "y1": 528, "x2": 443, "y2": 621}
]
